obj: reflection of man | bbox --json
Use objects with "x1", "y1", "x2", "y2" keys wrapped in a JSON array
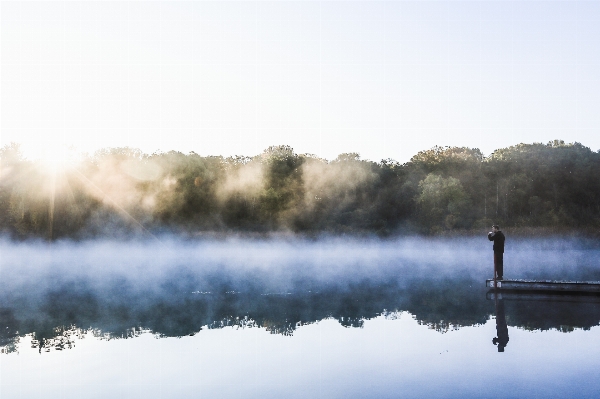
[
  {"x1": 492, "y1": 297, "x2": 509, "y2": 352},
  {"x1": 488, "y1": 225, "x2": 505, "y2": 280}
]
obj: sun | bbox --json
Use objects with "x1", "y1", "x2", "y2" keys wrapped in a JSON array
[{"x1": 25, "y1": 141, "x2": 79, "y2": 174}]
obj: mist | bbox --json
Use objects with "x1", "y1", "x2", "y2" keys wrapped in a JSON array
[
  {"x1": 1, "y1": 236, "x2": 599, "y2": 352},
  {"x1": 1, "y1": 141, "x2": 599, "y2": 239},
  {"x1": 2, "y1": 236, "x2": 598, "y2": 301}
]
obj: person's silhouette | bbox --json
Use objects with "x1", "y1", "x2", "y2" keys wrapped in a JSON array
[
  {"x1": 492, "y1": 294, "x2": 509, "y2": 352},
  {"x1": 488, "y1": 225, "x2": 505, "y2": 280}
]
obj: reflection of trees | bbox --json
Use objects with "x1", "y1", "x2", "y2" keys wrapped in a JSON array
[
  {"x1": 32, "y1": 326, "x2": 80, "y2": 353},
  {"x1": 403, "y1": 276, "x2": 491, "y2": 331},
  {"x1": 2, "y1": 278, "x2": 477, "y2": 352},
  {"x1": 503, "y1": 299, "x2": 600, "y2": 332},
  {"x1": 25, "y1": 326, "x2": 147, "y2": 354},
  {"x1": 3, "y1": 271, "x2": 600, "y2": 354},
  {"x1": 135, "y1": 281, "x2": 410, "y2": 338},
  {"x1": 0, "y1": 308, "x2": 19, "y2": 354}
]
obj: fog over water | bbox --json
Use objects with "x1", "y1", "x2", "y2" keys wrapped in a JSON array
[
  {"x1": 2, "y1": 236, "x2": 599, "y2": 293},
  {"x1": 2, "y1": 236, "x2": 600, "y2": 398},
  {"x1": 1, "y1": 236, "x2": 599, "y2": 342}
]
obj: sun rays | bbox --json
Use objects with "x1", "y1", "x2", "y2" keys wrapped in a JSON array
[
  {"x1": 11, "y1": 143, "x2": 161, "y2": 241},
  {"x1": 29, "y1": 142, "x2": 78, "y2": 176},
  {"x1": 31, "y1": 144, "x2": 75, "y2": 240}
]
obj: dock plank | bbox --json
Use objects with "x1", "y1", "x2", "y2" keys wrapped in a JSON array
[{"x1": 485, "y1": 279, "x2": 600, "y2": 293}]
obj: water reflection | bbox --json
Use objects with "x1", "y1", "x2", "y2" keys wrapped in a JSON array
[
  {"x1": 0, "y1": 308, "x2": 18, "y2": 354},
  {"x1": 0, "y1": 279, "x2": 476, "y2": 353},
  {"x1": 3, "y1": 274, "x2": 600, "y2": 354},
  {"x1": 2, "y1": 237, "x2": 599, "y2": 354},
  {"x1": 487, "y1": 292, "x2": 600, "y2": 334},
  {"x1": 492, "y1": 292, "x2": 509, "y2": 352}
]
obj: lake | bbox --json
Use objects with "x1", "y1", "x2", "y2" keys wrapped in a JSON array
[{"x1": 1, "y1": 237, "x2": 600, "y2": 398}]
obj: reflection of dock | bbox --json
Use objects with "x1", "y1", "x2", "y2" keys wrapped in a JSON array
[
  {"x1": 485, "y1": 279, "x2": 600, "y2": 293},
  {"x1": 486, "y1": 291, "x2": 600, "y2": 303}
]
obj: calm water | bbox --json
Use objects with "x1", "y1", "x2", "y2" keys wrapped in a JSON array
[{"x1": 1, "y1": 237, "x2": 600, "y2": 398}]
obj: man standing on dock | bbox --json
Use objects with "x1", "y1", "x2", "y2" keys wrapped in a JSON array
[{"x1": 488, "y1": 225, "x2": 505, "y2": 280}]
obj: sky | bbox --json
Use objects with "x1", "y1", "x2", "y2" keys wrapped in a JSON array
[{"x1": 1, "y1": 1, "x2": 600, "y2": 163}]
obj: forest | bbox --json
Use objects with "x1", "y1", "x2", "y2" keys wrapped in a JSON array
[{"x1": 0, "y1": 140, "x2": 599, "y2": 239}]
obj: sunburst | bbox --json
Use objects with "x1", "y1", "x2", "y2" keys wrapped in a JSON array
[
  {"x1": 33, "y1": 143, "x2": 77, "y2": 175},
  {"x1": 27, "y1": 142, "x2": 79, "y2": 239}
]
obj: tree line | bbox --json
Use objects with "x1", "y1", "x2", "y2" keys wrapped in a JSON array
[{"x1": 0, "y1": 140, "x2": 599, "y2": 239}]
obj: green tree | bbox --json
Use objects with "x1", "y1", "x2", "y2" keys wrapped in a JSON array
[
  {"x1": 257, "y1": 146, "x2": 305, "y2": 229},
  {"x1": 417, "y1": 174, "x2": 471, "y2": 232}
]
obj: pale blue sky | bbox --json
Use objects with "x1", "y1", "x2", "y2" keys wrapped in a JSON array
[{"x1": 2, "y1": 1, "x2": 599, "y2": 162}]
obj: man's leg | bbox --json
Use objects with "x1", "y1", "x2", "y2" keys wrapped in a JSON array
[{"x1": 496, "y1": 252, "x2": 504, "y2": 280}]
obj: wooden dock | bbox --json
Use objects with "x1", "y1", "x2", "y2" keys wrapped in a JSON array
[{"x1": 485, "y1": 279, "x2": 600, "y2": 293}]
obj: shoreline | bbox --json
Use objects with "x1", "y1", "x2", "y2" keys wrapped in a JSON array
[{"x1": 2, "y1": 226, "x2": 599, "y2": 244}]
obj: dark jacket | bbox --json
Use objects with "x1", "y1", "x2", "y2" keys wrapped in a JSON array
[{"x1": 488, "y1": 231, "x2": 505, "y2": 253}]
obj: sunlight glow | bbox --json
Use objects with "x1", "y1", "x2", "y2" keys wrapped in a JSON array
[{"x1": 24, "y1": 141, "x2": 79, "y2": 175}]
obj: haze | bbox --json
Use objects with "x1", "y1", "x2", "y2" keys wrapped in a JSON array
[
  {"x1": 2, "y1": 1, "x2": 600, "y2": 163},
  {"x1": 2, "y1": 237, "x2": 599, "y2": 298}
]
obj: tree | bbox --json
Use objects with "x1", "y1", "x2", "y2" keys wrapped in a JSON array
[{"x1": 417, "y1": 174, "x2": 471, "y2": 232}]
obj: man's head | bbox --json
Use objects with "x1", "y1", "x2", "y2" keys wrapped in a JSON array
[
  {"x1": 492, "y1": 337, "x2": 505, "y2": 351},
  {"x1": 492, "y1": 225, "x2": 500, "y2": 233}
]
